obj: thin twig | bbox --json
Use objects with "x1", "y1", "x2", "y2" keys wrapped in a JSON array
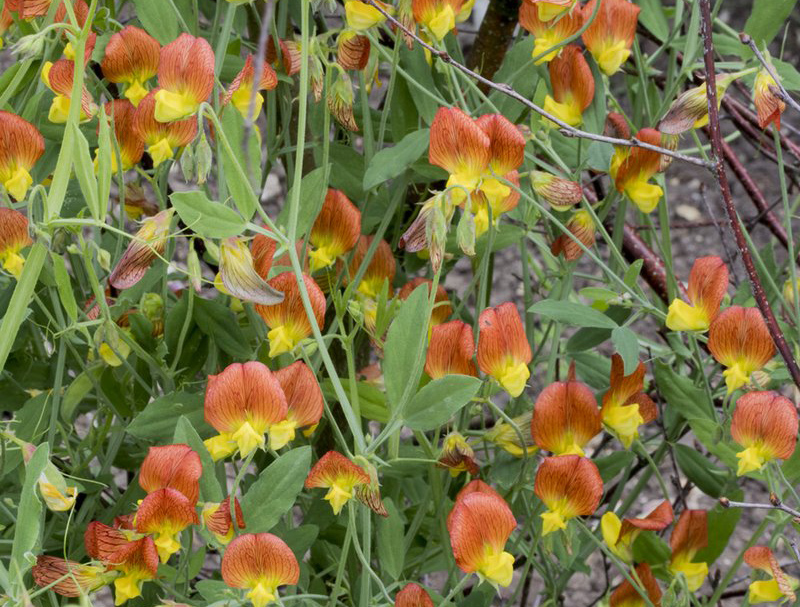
[
  {"x1": 363, "y1": 0, "x2": 714, "y2": 169},
  {"x1": 720, "y1": 497, "x2": 800, "y2": 519},
  {"x1": 739, "y1": 33, "x2": 800, "y2": 116},
  {"x1": 699, "y1": 0, "x2": 800, "y2": 392}
]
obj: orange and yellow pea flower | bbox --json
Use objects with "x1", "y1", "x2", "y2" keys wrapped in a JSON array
[
  {"x1": 604, "y1": 112, "x2": 631, "y2": 180},
  {"x1": 346, "y1": 235, "x2": 397, "y2": 300},
  {"x1": 202, "y1": 496, "x2": 245, "y2": 544},
  {"x1": 531, "y1": 364, "x2": 600, "y2": 455},
  {"x1": 534, "y1": 454, "x2": 603, "y2": 536},
  {"x1": 412, "y1": 0, "x2": 464, "y2": 41},
  {"x1": 41, "y1": 57, "x2": 96, "y2": 123},
  {"x1": 222, "y1": 55, "x2": 278, "y2": 120},
  {"x1": 753, "y1": 67, "x2": 785, "y2": 130},
  {"x1": 0, "y1": 111, "x2": 45, "y2": 201},
  {"x1": 99, "y1": 100, "x2": 145, "y2": 173},
  {"x1": 399, "y1": 277, "x2": 452, "y2": 327},
  {"x1": 744, "y1": 546, "x2": 799, "y2": 604},
  {"x1": 666, "y1": 256, "x2": 728, "y2": 332},
  {"x1": 730, "y1": 390, "x2": 798, "y2": 476},
  {"x1": 707, "y1": 306, "x2": 775, "y2": 394},
  {"x1": 203, "y1": 361, "x2": 289, "y2": 460},
  {"x1": 309, "y1": 188, "x2": 362, "y2": 271},
  {"x1": 437, "y1": 432, "x2": 479, "y2": 477},
  {"x1": 255, "y1": 272, "x2": 326, "y2": 358},
  {"x1": 218, "y1": 236, "x2": 285, "y2": 305},
  {"x1": 613, "y1": 128, "x2": 664, "y2": 213},
  {"x1": 305, "y1": 450, "x2": 370, "y2": 514},
  {"x1": 668, "y1": 509, "x2": 709, "y2": 591},
  {"x1": 101, "y1": 25, "x2": 160, "y2": 107},
  {"x1": 519, "y1": 1, "x2": 583, "y2": 64},
  {"x1": 269, "y1": 361, "x2": 324, "y2": 450},
  {"x1": 154, "y1": 34, "x2": 215, "y2": 122},
  {"x1": 543, "y1": 45, "x2": 595, "y2": 127},
  {"x1": 448, "y1": 485, "x2": 516, "y2": 587},
  {"x1": 600, "y1": 354, "x2": 658, "y2": 448},
  {"x1": 523, "y1": 0, "x2": 576, "y2": 21},
  {"x1": 477, "y1": 302, "x2": 532, "y2": 397},
  {"x1": 135, "y1": 487, "x2": 199, "y2": 563},
  {"x1": 395, "y1": 582, "x2": 434, "y2": 607},
  {"x1": 221, "y1": 532, "x2": 300, "y2": 607},
  {"x1": 550, "y1": 208, "x2": 595, "y2": 261},
  {"x1": 601, "y1": 500, "x2": 673, "y2": 563},
  {"x1": 132, "y1": 89, "x2": 198, "y2": 166},
  {"x1": 581, "y1": 0, "x2": 640, "y2": 75},
  {"x1": 32, "y1": 556, "x2": 113, "y2": 598},
  {"x1": 0, "y1": 208, "x2": 33, "y2": 278},
  {"x1": 345, "y1": 0, "x2": 393, "y2": 31},
  {"x1": 139, "y1": 443, "x2": 202, "y2": 505},
  {"x1": 109, "y1": 209, "x2": 174, "y2": 290},
  {"x1": 425, "y1": 319, "x2": 477, "y2": 379},
  {"x1": 609, "y1": 563, "x2": 662, "y2": 607}
]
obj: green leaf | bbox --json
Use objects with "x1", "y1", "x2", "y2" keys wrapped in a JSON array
[
  {"x1": 403, "y1": 375, "x2": 482, "y2": 431},
  {"x1": 383, "y1": 284, "x2": 430, "y2": 411},
  {"x1": 623, "y1": 259, "x2": 643, "y2": 289},
  {"x1": 744, "y1": 0, "x2": 797, "y2": 45},
  {"x1": 635, "y1": 0, "x2": 669, "y2": 41},
  {"x1": 774, "y1": 58, "x2": 800, "y2": 91},
  {"x1": 219, "y1": 109, "x2": 261, "y2": 220},
  {"x1": 362, "y1": 129, "x2": 430, "y2": 190},
  {"x1": 10, "y1": 443, "x2": 49, "y2": 592},
  {"x1": 193, "y1": 297, "x2": 253, "y2": 359},
  {"x1": 170, "y1": 191, "x2": 246, "y2": 239},
  {"x1": 131, "y1": 0, "x2": 178, "y2": 44},
  {"x1": 97, "y1": 106, "x2": 112, "y2": 221},
  {"x1": 529, "y1": 300, "x2": 618, "y2": 329},
  {"x1": 682, "y1": 0, "x2": 702, "y2": 73},
  {"x1": 241, "y1": 447, "x2": 311, "y2": 533},
  {"x1": 696, "y1": 501, "x2": 742, "y2": 565},
  {"x1": 51, "y1": 253, "x2": 77, "y2": 323},
  {"x1": 127, "y1": 391, "x2": 207, "y2": 443},
  {"x1": 378, "y1": 498, "x2": 405, "y2": 580},
  {"x1": 594, "y1": 451, "x2": 635, "y2": 483},
  {"x1": 611, "y1": 327, "x2": 639, "y2": 374},
  {"x1": 71, "y1": 124, "x2": 101, "y2": 219},
  {"x1": 174, "y1": 415, "x2": 223, "y2": 503},
  {"x1": 279, "y1": 165, "x2": 329, "y2": 239},
  {"x1": 653, "y1": 361, "x2": 714, "y2": 422},
  {"x1": 632, "y1": 531, "x2": 671, "y2": 565},
  {"x1": 62, "y1": 367, "x2": 100, "y2": 422},
  {"x1": 673, "y1": 444, "x2": 726, "y2": 498}
]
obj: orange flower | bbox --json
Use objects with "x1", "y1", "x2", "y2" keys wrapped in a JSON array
[
  {"x1": 531, "y1": 364, "x2": 601, "y2": 455},
  {"x1": 438, "y1": 431, "x2": 479, "y2": 476},
  {"x1": 399, "y1": 278, "x2": 452, "y2": 326},
  {"x1": 41, "y1": 57, "x2": 95, "y2": 123},
  {"x1": 0, "y1": 5, "x2": 12, "y2": 46},
  {"x1": 133, "y1": 89, "x2": 198, "y2": 167},
  {"x1": 309, "y1": 189, "x2": 362, "y2": 271},
  {"x1": 522, "y1": 0, "x2": 576, "y2": 21},
  {"x1": 32, "y1": 556, "x2": 111, "y2": 597},
  {"x1": 534, "y1": 454, "x2": 603, "y2": 535},
  {"x1": 530, "y1": 170, "x2": 583, "y2": 210},
  {"x1": 544, "y1": 45, "x2": 595, "y2": 127},
  {"x1": 251, "y1": 234, "x2": 278, "y2": 278},
  {"x1": 218, "y1": 237, "x2": 285, "y2": 305},
  {"x1": 730, "y1": 390, "x2": 798, "y2": 475},
  {"x1": 613, "y1": 128, "x2": 664, "y2": 213},
  {"x1": 136, "y1": 487, "x2": 199, "y2": 563},
  {"x1": 708, "y1": 306, "x2": 775, "y2": 393},
  {"x1": 203, "y1": 361, "x2": 289, "y2": 461},
  {"x1": 0, "y1": 111, "x2": 44, "y2": 201},
  {"x1": 221, "y1": 533, "x2": 300, "y2": 607},
  {"x1": 139, "y1": 444, "x2": 202, "y2": 505},
  {"x1": 201, "y1": 496, "x2": 245, "y2": 544},
  {"x1": 609, "y1": 563, "x2": 662, "y2": 607},
  {"x1": 601, "y1": 500, "x2": 673, "y2": 563},
  {"x1": 337, "y1": 31, "x2": 371, "y2": 71},
  {"x1": 266, "y1": 37, "x2": 302, "y2": 76},
  {"x1": 477, "y1": 302, "x2": 532, "y2": 397},
  {"x1": 0, "y1": 208, "x2": 33, "y2": 278},
  {"x1": 346, "y1": 235, "x2": 396, "y2": 299},
  {"x1": 581, "y1": 0, "x2": 640, "y2": 75},
  {"x1": 600, "y1": 354, "x2": 657, "y2": 448},
  {"x1": 605, "y1": 111, "x2": 630, "y2": 179},
  {"x1": 395, "y1": 582, "x2": 434, "y2": 607},
  {"x1": 222, "y1": 55, "x2": 278, "y2": 120},
  {"x1": 666, "y1": 256, "x2": 728, "y2": 332},
  {"x1": 5, "y1": 0, "x2": 51, "y2": 19},
  {"x1": 519, "y1": 2, "x2": 583, "y2": 64},
  {"x1": 100, "y1": 100, "x2": 145, "y2": 172},
  {"x1": 84, "y1": 522, "x2": 159, "y2": 605},
  {"x1": 551, "y1": 208, "x2": 595, "y2": 261},
  {"x1": 412, "y1": 0, "x2": 464, "y2": 41},
  {"x1": 753, "y1": 68, "x2": 785, "y2": 130},
  {"x1": 154, "y1": 34, "x2": 215, "y2": 122},
  {"x1": 744, "y1": 546, "x2": 799, "y2": 604},
  {"x1": 669, "y1": 509, "x2": 708, "y2": 591},
  {"x1": 255, "y1": 272, "x2": 326, "y2": 357},
  {"x1": 305, "y1": 450, "x2": 370, "y2": 514},
  {"x1": 425, "y1": 319, "x2": 477, "y2": 379},
  {"x1": 269, "y1": 361, "x2": 324, "y2": 449},
  {"x1": 108, "y1": 209, "x2": 173, "y2": 290},
  {"x1": 447, "y1": 487, "x2": 516, "y2": 587},
  {"x1": 101, "y1": 25, "x2": 160, "y2": 107}
]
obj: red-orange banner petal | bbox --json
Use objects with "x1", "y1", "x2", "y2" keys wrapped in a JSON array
[{"x1": 139, "y1": 443, "x2": 202, "y2": 505}]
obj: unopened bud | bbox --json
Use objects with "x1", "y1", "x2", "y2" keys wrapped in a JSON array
[
  {"x1": 187, "y1": 245, "x2": 202, "y2": 292},
  {"x1": 327, "y1": 71, "x2": 358, "y2": 131},
  {"x1": 530, "y1": 170, "x2": 583, "y2": 211},
  {"x1": 457, "y1": 207, "x2": 476, "y2": 257},
  {"x1": 195, "y1": 132, "x2": 213, "y2": 185}
]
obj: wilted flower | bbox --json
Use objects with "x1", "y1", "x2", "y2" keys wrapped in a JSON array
[
  {"x1": 399, "y1": 277, "x2": 452, "y2": 326},
  {"x1": 448, "y1": 486, "x2": 516, "y2": 587},
  {"x1": 395, "y1": 583, "x2": 434, "y2": 607},
  {"x1": 658, "y1": 72, "x2": 742, "y2": 134},
  {"x1": 328, "y1": 70, "x2": 358, "y2": 131},
  {"x1": 154, "y1": 34, "x2": 215, "y2": 122},
  {"x1": 15, "y1": 438, "x2": 79, "y2": 511},
  {"x1": 425, "y1": 319, "x2": 477, "y2": 379},
  {"x1": 530, "y1": 170, "x2": 583, "y2": 210},
  {"x1": 345, "y1": 0, "x2": 392, "y2": 30},
  {"x1": 32, "y1": 557, "x2": 112, "y2": 597},
  {"x1": 0, "y1": 110, "x2": 45, "y2": 201},
  {"x1": 523, "y1": 0, "x2": 576, "y2": 21},
  {"x1": 109, "y1": 209, "x2": 173, "y2": 290},
  {"x1": 218, "y1": 237, "x2": 285, "y2": 305},
  {"x1": 266, "y1": 37, "x2": 302, "y2": 76},
  {"x1": 203, "y1": 361, "x2": 289, "y2": 460},
  {"x1": 581, "y1": 0, "x2": 640, "y2": 75},
  {"x1": 201, "y1": 496, "x2": 245, "y2": 544},
  {"x1": 543, "y1": 45, "x2": 595, "y2": 127},
  {"x1": 666, "y1": 256, "x2": 728, "y2": 332},
  {"x1": 730, "y1": 391, "x2": 798, "y2": 476},
  {"x1": 669, "y1": 509, "x2": 708, "y2": 591},
  {"x1": 753, "y1": 67, "x2": 785, "y2": 130},
  {"x1": 346, "y1": 235, "x2": 397, "y2": 299},
  {"x1": 255, "y1": 272, "x2": 326, "y2": 357},
  {"x1": 0, "y1": 208, "x2": 33, "y2": 278},
  {"x1": 305, "y1": 450, "x2": 370, "y2": 514},
  {"x1": 412, "y1": 0, "x2": 463, "y2": 41},
  {"x1": 609, "y1": 563, "x2": 662, "y2": 607},
  {"x1": 484, "y1": 411, "x2": 536, "y2": 457},
  {"x1": 101, "y1": 25, "x2": 160, "y2": 106},
  {"x1": 707, "y1": 306, "x2": 775, "y2": 393},
  {"x1": 309, "y1": 189, "x2": 362, "y2": 271},
  {"x1": 438, "y1": 432, "x2": 479, "y2": 476},
  {"x1": 613, "y1": 128, "x2": 664, "y2": 213},
  {"x1": 221, "y1": 533, "x2": 300, "y2": 607},
  {"x1": 133, "y1": 89, "x2": 198, "y2": 166},
  {"x1": 551, "y1": 208, "x2": 595, "y2": 261},
  {"x1": 534, "y1": 454, "x2": 603, "y2": 535},
  {"x1": 222, "y1": 55, "x2": 278, "y2": 120},
  {"x1": 477, "y1": 302, "x2": 532, "y2": 397},
  {"x1": 270, "y1": 361, "x2": 324, "y2": 449},
  {"x1": 399, "y1": 194, "x2": 455, "y2": 265},
  {"x1": 600, "y1": 354, "x2": 658, "y2": 448},
  {"x1": 100, "y1": 100, "x2": 145, "y2": 172},
  {"x1": 519, "y1": 2, "x2": 583, "y2": 64},
  {"x1": 744, "y1": 546, "x2": 799, "y2": 604},
  {"x1": 337, "y1": 31, "x2": 371, "y2": 71},
  {"x1": 531, "y1": 364, "x2": 601, "y2": 455},
  {"x1": 601, "y1": 500, "x2": 673, "y2": 563}
]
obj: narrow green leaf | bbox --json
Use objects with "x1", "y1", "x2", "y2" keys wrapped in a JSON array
[
  {"x1": 611, "y1": 326, "x2": 639, "y2": 374},
  {"x1": 96, "y1": 106, "x2": 112, "y2": 221},
  {"x1": 71, "y1": 124, "x2": 101, "y2": 219},
  {"x1": 219, "y1": 109, "x2": 260, "y2": 220},
  {"x1": 130, "y1": 0, "x2": 178, "y2": 43},
  {"x1": 174, "y1": 415, "x2": 223, "y2": 503},
  {"x1": 403, "y1": 375, "x2": 482, "y2": 431},
  {"x1": 378, "y1": 498, "x2": 405, "y2": 580},
  {"x1": 673, "y1": 444, "x2": 726, "y2": 498},
  {"x1": 129, "y1": 391, "x2": 207, "y2": 442},
  {"x1": 170, "y1": 191, "x2": 246, "y2": 239},
  {"x1": 362, "y1": 129, "x2": 430, "y2": 190},
  {"x1": 10, "y1": 443, "x2": 49, "y2": 592},
  {"x1": 280, "y1": 165, "x2": 329, "y2": 239},
  {"x1": 193, "y1": 297, "x2": 252, "y2": 359},
  {"x1": 529, "y1": 300, "x2": 618, "y2": 329},
  {"x1": 51, "y1": 252, "x2": 77, "y2": 323},
  {"x1": 635, "y1": 0, "x2": 669, "y2": 41},
  {"x1": 744, "y1": 0, "x2": 797, "y2": 45},
  {"x1": 623, "y1": 259, "x2": 643, "y2": 289}
]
